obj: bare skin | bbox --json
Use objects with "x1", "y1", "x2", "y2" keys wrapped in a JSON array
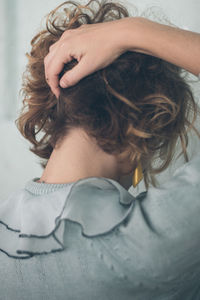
[
  {"x1": 44, "y1": 17, "x2": 200, "y2": 98},
  {"x1": 40, "y1": 17, "x2": 200, "y2": 187},
  {"x1": 39, "y1": 128, "x2": 133, "y2": 189}
]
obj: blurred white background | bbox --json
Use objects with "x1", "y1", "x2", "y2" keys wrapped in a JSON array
[{"x1": 0, "y1": 0, "x2": 200, "y2": 198}]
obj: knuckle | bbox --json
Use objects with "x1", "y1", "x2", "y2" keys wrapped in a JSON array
[
  {"x1": 62, "y1": 29, "x2": 72, "y2": 37},
  {"x1": 60, "y1": 40, "x2": 66, "y2": 48},
  {"x1": 80, "y1": 24, "x2": 87, "y2": 28},
  {"x1": 60, "y1": 40, "x2": 71, "y2": 52},
  {"x1": 49, "y1": 44, "x2": 55, "y2": 52}
]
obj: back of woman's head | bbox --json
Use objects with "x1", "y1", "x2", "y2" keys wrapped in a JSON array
[{"x1": 16, "y1": 0, "x2": 199, "y2": 188}]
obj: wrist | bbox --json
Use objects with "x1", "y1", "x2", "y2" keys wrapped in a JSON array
[{"x1": 120, "y1": 16, "x2": 157, "y2": 56}]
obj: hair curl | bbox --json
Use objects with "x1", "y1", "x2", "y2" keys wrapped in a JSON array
[{"x1": 16, "y1": 0, "x2": 200, "y2": 188}]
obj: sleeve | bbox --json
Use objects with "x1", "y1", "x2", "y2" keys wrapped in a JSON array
[{"x1": 99, "y1": 154, "x2": 200, "y2": 299}]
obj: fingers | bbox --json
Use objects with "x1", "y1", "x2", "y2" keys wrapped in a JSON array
[
  {"x1": 44, "y1": 48, "x2": 60, "y2": 98},
  {"x1": 44, "y1": 23, "x2": 117, "y2": 95},
  {"x1": 46, "y1": 74, "x2": 60, "y2": 99},
  {"x1": 44, "y1": 30, "x2": 79, "y2": 97},
  {"x1": 44, "y1": 46, "x2": 74, "y2": 98},
  {"x1": 44, "y1": 28, "x2": 90, "y2": 96},
  {"x1": 59, "y1": 56, "x2": 95, "y2": 88}
]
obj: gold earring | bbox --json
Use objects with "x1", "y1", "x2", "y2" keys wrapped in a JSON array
[{"x1": 132, "y1": 161, "x2": 143, "y2": 188}]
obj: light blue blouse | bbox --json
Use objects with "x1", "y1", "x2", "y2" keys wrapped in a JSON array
[{"x1": 0, "y1": 154, "x2": 200, "y2": 299}]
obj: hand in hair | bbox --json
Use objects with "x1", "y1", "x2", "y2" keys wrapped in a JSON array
[
  {"x1": 44, "y1": 7, "x2": 200, "y2": 99},
  {"x1": 17, "y1": 0, "x2": 200, "y2": 187},
  {"x1": 44, "y1": 19, "x2": 128, "y2": 98}
]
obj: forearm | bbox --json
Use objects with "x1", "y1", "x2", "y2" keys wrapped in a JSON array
[{"x1": 122, "y1": 17, "x2": 200, "y2": 77}]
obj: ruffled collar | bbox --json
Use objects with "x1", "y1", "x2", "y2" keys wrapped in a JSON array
[{"x1": 0, "y1": 177, "x2": 136, "y2": 259}]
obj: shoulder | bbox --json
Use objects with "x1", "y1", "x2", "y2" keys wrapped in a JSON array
[{"x1": 111, "y1": 154, "x2": 200, "y2": 282}]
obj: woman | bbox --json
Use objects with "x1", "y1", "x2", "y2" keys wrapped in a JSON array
[{"x1": 0, "y1": 0, "x2": 200, "y2": 299}]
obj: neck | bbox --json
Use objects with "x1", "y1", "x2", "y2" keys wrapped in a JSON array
[{"x1": 39, "y1": 128, "x2": 120, "y2": 184}]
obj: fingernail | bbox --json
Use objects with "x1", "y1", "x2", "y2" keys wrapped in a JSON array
[{"x1": 60, "y1": 80, "x2": 67, "y2": 88}]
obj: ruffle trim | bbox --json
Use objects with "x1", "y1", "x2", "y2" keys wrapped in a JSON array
[{"x1": 0, "y1": 177, "x2": 135, "y2": 259}]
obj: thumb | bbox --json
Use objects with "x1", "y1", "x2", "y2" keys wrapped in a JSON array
[{"x1": 59, "y1": 57, "x2": 93, "y2": 88}]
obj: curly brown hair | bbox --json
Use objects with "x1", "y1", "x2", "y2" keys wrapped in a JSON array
[{"x1": 16, "y1": 0, "x2": 200, "y2": 187}]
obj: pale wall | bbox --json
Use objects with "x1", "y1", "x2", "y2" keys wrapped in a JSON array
[{"x1": 0, "y1": 0, "x2": 199, "y2": 198}]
